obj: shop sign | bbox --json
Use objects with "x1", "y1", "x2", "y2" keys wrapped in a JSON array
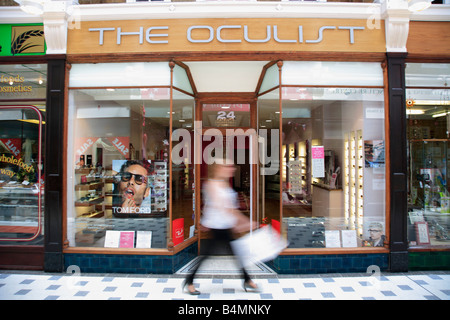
[
  {"x1": 68, "y1": 18, "x2": 385, "y2": 54},
  {"x1": 0, "y1": 24, "x2": 46, "y2": 56},
  {"x1": 0, "y1": 74, "x2": 33, "y2": 94}
]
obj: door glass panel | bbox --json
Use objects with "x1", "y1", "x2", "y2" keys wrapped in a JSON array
[
  {"x1": 202, "y1": 104, "x2": 250, "y2": 127},
  {"x1": 0, "y1": 106, "x2": 45, "y2": 245},
  {"x1": 199, "y1": 130, "x2": 256, "y2": 254}
]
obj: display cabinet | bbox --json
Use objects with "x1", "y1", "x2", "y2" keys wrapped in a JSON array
[{"x1": 344, "y1": 130, "x2": 364, "y2": 234}]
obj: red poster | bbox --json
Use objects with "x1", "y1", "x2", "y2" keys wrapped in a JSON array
[
  {"x1": 119, "y1": 231, "x2": 135, "y2": 248},
  {"x1": 107, "y1": 136, "x2": 130, "y2": 157},
  {"x1": 0, "y1": 138, "x2": 22, "y2": 157},
  {"x1": 272, "y1": 219, "x2": 281, "y2": 235},
  {"x1": 172, "y1": 218, "x2": 184, "y2": 246}
]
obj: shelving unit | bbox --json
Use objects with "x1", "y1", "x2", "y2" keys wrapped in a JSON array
[
  {"x1": 356, "y1": 130, "x2": 364, "y2": 236},
  {"x1": 74, "y1": 168, "x2": 106, "y2": 219},
  {"x1": 344, "y1": 133, "x2": 350, "y2": 226},
  {"x1": 152, "y1": 161, "x2": 167, "y2": 213},
  {"x1": 344, "y1": 130, "x2": 364, "y2": 234}
]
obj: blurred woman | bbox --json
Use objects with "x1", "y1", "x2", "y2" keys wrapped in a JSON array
[{"x1": 183, "y1": 159, "x2": 259, "y2": 295}]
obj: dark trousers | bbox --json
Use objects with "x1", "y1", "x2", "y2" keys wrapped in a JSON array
[{"x1": 185, "y1": 228, "x2": 251, "y2": 285}]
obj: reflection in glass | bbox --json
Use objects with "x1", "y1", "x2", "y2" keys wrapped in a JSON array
[
  {"x1": 68, "y1": 88, "x2": 170, "y2": 249},
  {"x1": 406, "y1": 86, "x2": 450, "y2": 247},
  {"x1": 0, "y1": 106, "x2": 45, "y2": 245},
  {"x1": 258, "y1": 88, "x2": 281, "y2": 233},
  {"x1": 171, "y1": 89, "x2": 195, "y2": 245},
  {"x1": 280, "y1": 87, "x2": 385, "y2": 248}
]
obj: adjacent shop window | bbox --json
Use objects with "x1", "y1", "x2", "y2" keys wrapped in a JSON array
[
  {"x1": 258, "y1": 62, "x2": 386, "y2": 249},
  {"x1": 0, "y1": 64, "x2": 46, "y2": 245},
  {"x1": 406, "y1": 63, "x2": 450, "y2": 248},
  {"x1": 0, "y1": 106, "x2": 45, "y2": 245},
  {"x1": 67, "y1": 62, "x2": 194, "y2": 249}
]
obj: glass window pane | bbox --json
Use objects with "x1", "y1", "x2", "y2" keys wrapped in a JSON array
[
  {"x1": 0, "y1": 106, "x2": 45, "y2": 245},
  {"x1": 67, "y1": 88, "x2": 170, "y2": 249},
  {"x1": 258, "y1": 88, "x2": 281, "y2": 233},
  {"x1": 406, "y1": 88, "x2": 450, "y2": 247},
  {"x1": 406, "y1": 63, "x2": 450, "y2": 87},
  {"x1": 202, "y1": 103, "x2": 250, "y2": 127},
  {"x1": 259, "y1": 63, "x2": 279, "y2": 94},
  {"x1": 171, "y1": 89, "x2": 195, "y2": 245},
  {"x1": 173, "y1": 64, "x2": 193, "y2": 95},
  {"x1": 280, "y1": 87, "x2": 386, "y2": 248},
  {"x1": 0, "y1": 64, "x2": 47, "y2": 245},
  {"x1": 282, "y1": 61, "x2": 383, "y2": 86},
  {"x1": 69, "y1": 62, "x2": 171, "y2": 88}
]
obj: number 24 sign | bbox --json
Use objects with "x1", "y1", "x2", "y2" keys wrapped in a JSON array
[{"x1": 217, "y1": 111, "x2": 236, "y2": 120}]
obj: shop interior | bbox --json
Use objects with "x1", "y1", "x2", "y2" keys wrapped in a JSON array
[
  {"x1": 0, "y1": 64, "x2": 47, "y2": 245},
  {"x1": 405, "y1": 63, "x2": 450, "y2": 247},
  {"x1": 66, "y1": 60, "x2": 387, "y2": 251}
]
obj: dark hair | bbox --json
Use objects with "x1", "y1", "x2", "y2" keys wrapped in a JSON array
[
  {"x1": 112, "y1": 160, "x2": 151, "y2": 218},
  {"x1": 119, "y1": 160, "x2": 151, "y2": 175}
]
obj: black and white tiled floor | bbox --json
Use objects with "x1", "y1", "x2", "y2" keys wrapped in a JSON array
[{"x1": 1, "y1": 268, "x2": 449, "y2": 300}]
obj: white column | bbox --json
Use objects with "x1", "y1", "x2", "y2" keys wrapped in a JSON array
[
  {"x1": 382, "y1": 0, "x2": 411, "y2": 52},
  {"x1": 42, "y1": 0, "x2": 69, "y2": 54}
]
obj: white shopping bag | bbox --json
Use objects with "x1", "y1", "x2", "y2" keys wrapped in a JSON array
[{"x1": 231, "y1": 226, "x2": 288, "y2": 268}]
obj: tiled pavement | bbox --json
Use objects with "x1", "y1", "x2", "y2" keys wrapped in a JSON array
[{"x1": 1, "y1": 269, "x2": 449, "y2": 300}]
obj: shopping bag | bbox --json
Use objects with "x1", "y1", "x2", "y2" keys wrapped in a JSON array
[{"x1": 231, "y1": 226, "x2": 287, "y2": 268}]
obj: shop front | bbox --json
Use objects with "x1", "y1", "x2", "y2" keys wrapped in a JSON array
[
  {"x1": 59, "y1": 13, "x2": 403, "y2": 274},
  {"x1": 0, "y1": 22, "x2": 65, "y2": 271},
  {"x1": 1, "y1": 1, "x2": 448, "y2": 275},
  {"x1": 404, "y1": 20, "x2": 450, "y2": 270}
]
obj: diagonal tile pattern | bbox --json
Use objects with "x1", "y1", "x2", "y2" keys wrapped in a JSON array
[{"x1": 0, "y1": 270, "x2": 449, "y2": 300}]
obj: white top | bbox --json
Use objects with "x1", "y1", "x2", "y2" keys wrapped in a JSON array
[{"x1": 201, "y1": 181, "x2": 238, "y2": 230}]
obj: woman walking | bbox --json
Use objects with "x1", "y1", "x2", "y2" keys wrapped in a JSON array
[{"x1": 183, "y1": 159, "x2": 259, "y2": 295}]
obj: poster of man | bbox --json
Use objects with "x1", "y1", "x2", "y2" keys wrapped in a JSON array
[
  {"x1": 364, "y1": 140, "x2": 385, "y2": 168},
  {"x1": 112, "y1": 160, "x2": 152, "y2": 217},
  {"x1": 366, "y1": 222, "x2": 386, "y2": 247}
]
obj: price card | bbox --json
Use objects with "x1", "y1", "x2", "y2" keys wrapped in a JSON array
[{"x1": 312, "y1": 146, "x2": 325, "y2": 178}]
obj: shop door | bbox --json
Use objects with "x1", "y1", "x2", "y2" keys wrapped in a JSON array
[
  {"x1": 0, "y1": 105, "x2": 45, "y2": 270},
  {"x1": 199, "y1": 130, "x2": 257, "y2": 255}
]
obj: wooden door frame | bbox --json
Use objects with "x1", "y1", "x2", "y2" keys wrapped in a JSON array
[{"x1": 194, "y1": 93, "x2": 258, "y2": 253}]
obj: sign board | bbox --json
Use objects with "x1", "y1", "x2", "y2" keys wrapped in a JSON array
[
  {"x1": 67, "y1": 18, "x2": 385, "y2": 54},
  {"x1": 0, "y1": 24, "x2": 46, "y2": 56}
]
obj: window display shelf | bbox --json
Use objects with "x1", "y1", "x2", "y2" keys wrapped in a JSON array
[
  {"x1": 75, "y1": 196, "x2": 104, "y2": 207},
  {"x1": 344, "y1": 130, "x2": 364, "y2": 232},
  {"x1": 75, "y1": 181, "x2": 104, "y2": 191}
]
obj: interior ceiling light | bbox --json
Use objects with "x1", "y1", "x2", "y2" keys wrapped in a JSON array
[
  {"x1": 432, "y1": 112, "x2": 449, "y2": 118},
  {"x1": 408, "y1": 0, "x2": 432, "y2": 12},
  {"x1": 414, "y1": 100, "x2": 450, "y2": 106}
]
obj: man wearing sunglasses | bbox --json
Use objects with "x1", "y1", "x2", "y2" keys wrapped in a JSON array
[{"x1": 113, "y1": 160, "x2": 151, "y2": 216}]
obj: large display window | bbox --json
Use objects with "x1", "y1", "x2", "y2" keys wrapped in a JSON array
[
  {"x1": 405, "y1": 63, "x2": 450, "y2": 248},
  {"x1": 258, "y1": 61, "x2": 387, "y2": 250},
  {"x1": 66, "y1": 62, "x2": 195, "y2": 250},
  {"x1": 0, "y1": 63, "x2": 47, "y2": 246}
]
